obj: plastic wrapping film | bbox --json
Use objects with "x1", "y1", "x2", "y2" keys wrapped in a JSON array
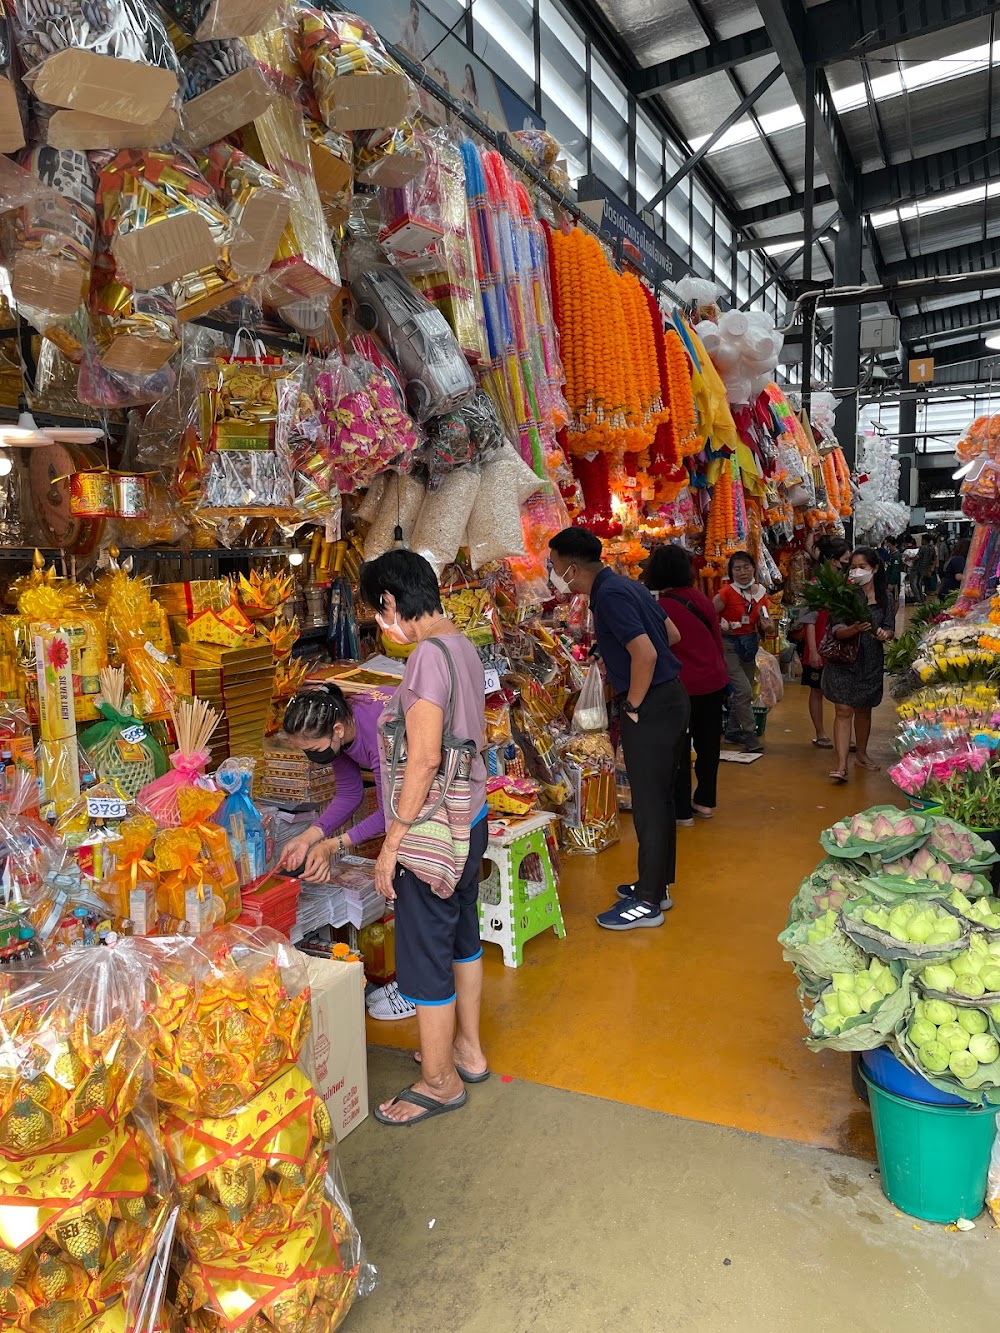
[
  {"x1": 14, "y1": 0, "x2": 181, "y2": 133},
  {"x1": 83, "y1": 274, "x2": 180, "y2": 406},
  {"x1": 158, "y1": 0, "x2": 283, "y2": 41},
  {"x1": 242, "y1": 28, "x2": 341, "y2": 311},
  {"x1": 409, "y1": 465, "x2": 481, "y2": 575},
  {"x1": 346, "y1": 253, "x2": 475, "y2": 422},
  {"x1": 294, "y1": 7, "x2": 411, "y2": 134},
  {"x1": 380, "y1": 129, "x2": 488, "y2": 366},
  {"x1": 306, "y1": 118, "x2": 352, "y2": 223},
  {"x1": 176, "y1": 37, "x2": 275, "y2": 148},
  {"x1": 354, "y1": 119, "x2": 424, "y2": 189},
  {"x1": 362, "y1": 470, "x2": 426, "y2": 560},
  {"x1": 465, "y1": 452, "x2": 549, "y2": 570},
  {"x1": 0, "y1": 1, "x2": 25, "y2": 153},
  {"x1": 181, "y1": 346, "x2": 299, "y2": 518},
  {"x1": 0, "y1": 943, "x2": 177, "y2": 1332},
  {"x1": 134, "y1": 926, "x2": 374, "y2": 1331},
  {"x1": 7, "y1": 146, "x2": 96, "y2": 333},
  {"x1": 196, "y1": 142, "x2": 290, "y2": 281}
]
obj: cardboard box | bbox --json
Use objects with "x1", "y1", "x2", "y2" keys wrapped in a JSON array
[
  {"x1": 32, "y1": 51, "x2": 178, "y2": 125},
  {"x1": 309, "y1": 138, "x2": 352, "y2": 208},
  {"x1": 112, "y1": 210, "x2": 218, "y2": 291},
  {"x1": 0, "y1": 75, "x2": 24, "y2": 153},
  {"x1": 99, "y1": 328, "x2": 178, "y2": 377},
  {"x1": 179, "y1": 66, "x2": 275, "y2": 149},
  {"x1": 304, "y1": 956, "x2": 368, "y2": 1141},
  {"x1": 11, "y1": 253, "x2": 86, "y2": 320},
  {"x1": 356, "y1": 151, "x2": 425, "y2": 190},
  {"x1": 227, "y1": 187, "x2": 290, "y2": 279},
  {"x1": 45, "y1": 107, "x2": 179, "y2": 150},
  {"x1": 327, "y1": 72, "x2": 411, "y2": 132}
]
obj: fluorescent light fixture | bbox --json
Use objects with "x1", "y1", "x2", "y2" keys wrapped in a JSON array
[
  {"x1": 986, "y1": 333, "x2": 1000, "y2": 350},
  {"x1": 0, "y1": 410, "x2": 50, "y2": 446},
  {"x1": 690, "y1": 39, "x2": 1000, "y2": 157}
]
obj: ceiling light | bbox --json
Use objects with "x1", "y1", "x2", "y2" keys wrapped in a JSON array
[
  {"x1": 287, "y1": 550, "x2": 305, "y2": 567},
  {"x1": 0, "y1": 450, "x2": 11, "y2": 477},
  {"x1": 986, "y1": 333, "x2": 1000, "y2": 351},
  {"x1": 0, "y1": 410, "x2": 51, "y2": 446}
]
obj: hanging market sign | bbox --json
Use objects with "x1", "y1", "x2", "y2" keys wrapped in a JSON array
[{"x1": 575, "y1": 177, "x2": 689, "y2": 292}]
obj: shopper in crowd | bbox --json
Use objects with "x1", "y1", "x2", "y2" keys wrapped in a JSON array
[
  {"x1": 642, "y1": 543, "x2": 727, "y2": 822},
  {"x1": 795, "y1": 536, "x2": 850, "y2": 750},
  {"x1": 279, "y1": 684, "x2": 387, "y2": 880},
  {"x1": 548, "y1": 527, "x2": 689, "y2": 931},
  {"x1": 935, "y1": 529, "x2": 951, "y2": 585},
  {"x1": 713, "y1": 550, "x2": 772, "y2": 754},
  {"x1": 822, "y1": 546, "x2": 895, "y2": 784},
  {"x1": 914, "y1": 534, "x2": 937, "y2": 600},
  {"x1": 359, "y1": 549, "x2": 489, "y2": 1125},
  {"x1": 884, "y1": 537, "x2": 903, "y2": 602},
  {"x1": 939, "y1": 537, "x2": 970, "y2": 596}
]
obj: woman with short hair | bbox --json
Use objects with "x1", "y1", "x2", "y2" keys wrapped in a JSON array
[{"x1": 360, "y1": 548, "x2": 489, "y2": 1127}]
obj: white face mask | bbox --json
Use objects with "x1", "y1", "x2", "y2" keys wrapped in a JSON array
[
  {"x1": 848, "y1": 568, "x2": 873, "y2": 585},
  {"x1": 376, "y1": 611, "x2": 410, "y2": 644},
  {"x1": 549, "y1": 564, "x2": 575, "y2": 595},
  {"x1": 733, "y1": 577, "x2": 754, "y2": 591}
]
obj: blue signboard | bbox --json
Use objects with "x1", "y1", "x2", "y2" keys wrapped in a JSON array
[{"x1": 577, "y1": 176, "x2": 689, "y2": 290}]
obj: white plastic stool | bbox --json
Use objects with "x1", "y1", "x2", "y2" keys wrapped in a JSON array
[{"x1": 478, "y1": 813, "x2": 566, "y2": 967}]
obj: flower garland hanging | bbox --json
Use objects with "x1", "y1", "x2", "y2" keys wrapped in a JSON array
[
  {"x1": 551, "y1": 227, "x2": 661, "y2": 455},
  {"x1": 703, "y1": 454, "x2": 748, "y2": 571},
  {"x1": 663, "y1": 328, "x2": 701, "y2": 456}
]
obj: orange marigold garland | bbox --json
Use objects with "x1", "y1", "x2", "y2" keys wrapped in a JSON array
[{"x1": 663, "y1": 328, "x2": 701, "y2": 455}]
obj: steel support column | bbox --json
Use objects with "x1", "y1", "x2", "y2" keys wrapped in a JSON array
[
  {"x1": 896, "y1": 396, "x2": 918, "y2": 506},
  {"x1": 833, "y1": 215, "x2": 863, "y2": 466},
  {"x1": 801, "y1": 63, "x2": 816, "y2": 410}
]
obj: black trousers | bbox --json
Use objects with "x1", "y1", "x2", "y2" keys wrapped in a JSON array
[
  {"x1": 619, "y1": 678, "x2": 690, "y2": 905},
  {"x1": 675, "y1": 687, "x2": 726, "y2": 818}
]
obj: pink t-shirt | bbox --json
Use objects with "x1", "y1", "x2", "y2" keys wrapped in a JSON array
[{"x1": 383, "y1": 632, "x2": 487, "y2": 818}]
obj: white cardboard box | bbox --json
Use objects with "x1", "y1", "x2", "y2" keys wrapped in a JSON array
[{"x1": 304, "y1": 956, "x2": 369, "y2": 1141}]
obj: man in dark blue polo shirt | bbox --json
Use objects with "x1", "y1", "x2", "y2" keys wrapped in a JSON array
[{"x1": 549, "y1": 527, "x2": 690, "y2": 930}]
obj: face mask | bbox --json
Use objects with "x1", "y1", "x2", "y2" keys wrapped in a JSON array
[
  {"x1": 848, "y1": 568, "x2": 873, "y2": 585},
  {"x1": 305, "y1": 746, "x2": 338, "y2": 765},
  {"x1": 376, "y1": 611, "x2": 410, "y2": 645},
  {"x1": 549, "y1": 564, "x2": 575, "y2": 595},
  {"x1": 733, "y1": 577, "x2": 753, "y2": 591}
]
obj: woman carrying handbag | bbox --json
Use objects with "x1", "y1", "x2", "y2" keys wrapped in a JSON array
[
  {"x1": 360, "y1": 549, "x2": 490, "y2": 1127},
  {"x1": 821, "y1": 547, "x2": 894, "y2": 784}
]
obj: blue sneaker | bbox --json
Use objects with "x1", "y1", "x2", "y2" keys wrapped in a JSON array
[
  {"x1": 597, "y1": 897, "x2": 664, "y2": 930},
  {"x1": 617, "y1": 883, "x2": 673, "y2": 911}
]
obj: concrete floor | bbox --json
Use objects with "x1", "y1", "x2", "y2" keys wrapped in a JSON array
[
  {"x1": 341, "y1": 1047, "x2": 1000, "y2": 1332},
  {"x1": 339, "y1": 688, "x2": 1000, "y2": 1330},
  {"x1": 367, "y1": 689, "x2": 903, "y2": 1154}
]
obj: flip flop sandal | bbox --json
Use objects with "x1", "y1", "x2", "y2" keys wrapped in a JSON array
[
  {"x1": 811, "y1": 738, "x2": 833, "y2": 749},
  {"x1": 829, "y1": 770, "x2": 848, "y2": 783},
  {"x1": 413, "y1": 1052, "x2": 491, "y2": 1083},
  {"x1": 374, "y1": 1085, "x2": 468, "y2": 1126}
]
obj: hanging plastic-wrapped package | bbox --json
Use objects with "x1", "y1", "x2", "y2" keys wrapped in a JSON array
[
  {"x1": 7, "y1": 146, "x2": 96, "y2": 336},
  {"x1": 410, "y1": 466, "x2": 481, "y2": 575},
  {"x1": 137, "y1": 697, "x2": 220, "y2": 829},
  {"x1": 363, "y1": 472, "x2": 426, "y2": 561},
  {"x1": 465, "y1": 442, "x2": 549, "y2": 569},
  {"x1": 12, "y1": 0, "x2": 181, "y2": 137},
  {"x1": 0, "y1": 943, "x2": 177, "y2": 1332},
  {"x1": 177, "y1": 37, "x2": 275, "y2": 147},
  {"x1": 136, "y1": 926, "x2": 375, "y2": 1331}
]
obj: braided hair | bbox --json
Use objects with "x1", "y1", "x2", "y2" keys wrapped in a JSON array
[{"x1": 282, "y1": 682, "x2": 352, "y2": 740}]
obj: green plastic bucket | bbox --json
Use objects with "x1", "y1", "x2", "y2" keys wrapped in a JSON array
[{"x1": 862, "y1": 1070, "x2": 997, "y2": 1223}]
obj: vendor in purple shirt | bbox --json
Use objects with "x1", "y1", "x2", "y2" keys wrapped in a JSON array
[{"x1": 278, "y1": 682, "x2": 388, "y2": 881}]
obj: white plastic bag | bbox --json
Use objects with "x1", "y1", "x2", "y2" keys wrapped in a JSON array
[
  {"x1": 572, "y1": 662, "x2": 608, "y2": 733},
  {"x1": 755, "y1": 648, "x2": 784, "y2": 707}
]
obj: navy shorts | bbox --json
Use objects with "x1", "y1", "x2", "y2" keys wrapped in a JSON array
[{"x1": 394, "y1": 816, "x2": 490, "y2": 1005}]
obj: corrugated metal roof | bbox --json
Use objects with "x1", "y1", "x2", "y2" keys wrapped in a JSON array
[{"x1": 588, "y1": 0, "x2": 999, "y2": 369}]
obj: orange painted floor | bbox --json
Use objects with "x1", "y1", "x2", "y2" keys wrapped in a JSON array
[{"x1": 367, "y1": 685, "x2": 903, "y2": 1157}]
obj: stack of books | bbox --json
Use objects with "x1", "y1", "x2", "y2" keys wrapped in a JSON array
[{"x1": 175, "y1": 641, "x2": 275, "y2": 765}]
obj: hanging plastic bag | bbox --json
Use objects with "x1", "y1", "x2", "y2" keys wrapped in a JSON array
[
  {"x1": 215, "y1": 755, "x2": 266, "y2": 885},
  {"x1": 754, "y1": 648, "x2": 784, "y2": 707},
  {"x1": 572, "y1": 663, "x2": 608, "y2": 734},
  {"x1": 137, "y1": 697, "x2": 220, "y2": 828}
]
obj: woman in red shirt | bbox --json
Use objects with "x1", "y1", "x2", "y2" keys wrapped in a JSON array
[
  {"x1": 643, "y1": 544, "x2": 729, "y2": 821},
  {"x1": 713, "y1": 551, "x2": 772, "y2": 754}
]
